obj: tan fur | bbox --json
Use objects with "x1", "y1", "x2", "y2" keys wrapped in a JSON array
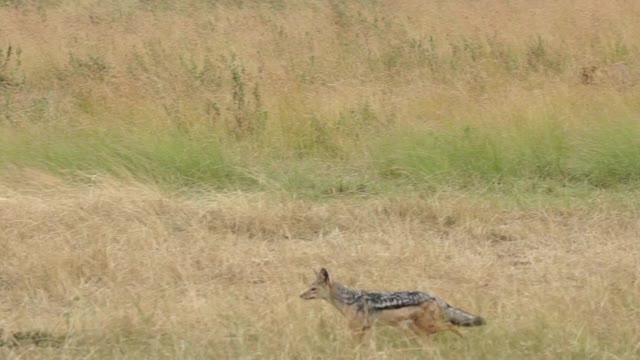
[{"x1": 370, "y1": 302, "x2": 462, "y2": 338}]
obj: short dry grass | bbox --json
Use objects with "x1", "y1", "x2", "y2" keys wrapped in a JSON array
[{"x1": 1, "y1": 171, "x2": 638, "y2": 359}]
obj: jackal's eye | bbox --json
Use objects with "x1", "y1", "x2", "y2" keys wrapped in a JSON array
[{"x1": 310, "y1": 287, "x2": 317, "y2": 291}]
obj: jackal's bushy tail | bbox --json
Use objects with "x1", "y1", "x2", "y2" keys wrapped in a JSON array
[{"x1": 445, "y1": 306, "x2": 485, "y2": 327}]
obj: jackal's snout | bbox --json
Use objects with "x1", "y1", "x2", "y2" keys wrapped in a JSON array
[
  {"x1": 300, "y1": 282, "x2": 322, "y2": 300},
  {"x1": 299, "y1": 288, "x2": 316, "y2": 300}
]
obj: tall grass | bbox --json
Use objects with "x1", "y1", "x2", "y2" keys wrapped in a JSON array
[
  {"x1": 375, "y1": 122, "x2": 567, "y2": 184},
  {"x1": 572, "y1": 120, "x2": 640, "y2": 186},
  {"x1": 2, "y1": 0, "x2": 640, "y2": 193},
  {"x1": 375, "y1": 115, "x2": 640, "y2": 188},
  {"x1": 0, "y1": 126, "x2": 236, "y2": 187},
  {"x1": 6, "y1": 113, "x2": 640, "y2": 193}
]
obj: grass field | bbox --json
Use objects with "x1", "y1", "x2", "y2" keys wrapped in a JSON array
[{"x1": 1, "y1": 0, "x2": 640, "y2": 358}]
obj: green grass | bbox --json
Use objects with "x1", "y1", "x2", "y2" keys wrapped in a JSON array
[
  {"x1": 375, "y1": 124, "x2": 567, "y2": 184},
  {"x1": 374, "y1": 117, "x2": 640, "y2": 190},
  {"x1": 572, "y1": 120, "x2": 640, "y2": 186},
  {"x1": 3, "y1": 115, "x2": 640, "y2": 195},
  {"x1": 0, "y1": 126, "x2": 238, "y2": 188}
]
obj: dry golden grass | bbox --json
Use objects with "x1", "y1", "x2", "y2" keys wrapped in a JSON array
[
  {"x1": 2, "y1": 0, "x2": 640, "y2": 131},
  {"x1": 1, "y1": 171, "x2": 639, "y2": 358}
]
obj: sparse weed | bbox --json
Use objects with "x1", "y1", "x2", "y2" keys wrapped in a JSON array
[
  {"x1": 526, "y1": 35, "x2": 565, "y2": 74},
  {"x1": 68, "y1": 53, "x2": 110, "y2": 80},
  {"x1": 0, "y1": 45, "x2": 23, "y2": 89}
]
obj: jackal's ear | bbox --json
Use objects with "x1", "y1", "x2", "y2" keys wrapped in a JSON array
[{"x1": 318, "y1": 268, "x2": 330, "y2": 284}]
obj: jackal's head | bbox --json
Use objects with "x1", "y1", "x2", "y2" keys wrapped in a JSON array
[{"x1": 300, "y1": 268, "x2": 332, "y2": 300}]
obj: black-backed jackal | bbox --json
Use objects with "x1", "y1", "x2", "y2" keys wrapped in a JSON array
[{"x1": 300, "y1": 268, "x2": 485, "y2": 341}]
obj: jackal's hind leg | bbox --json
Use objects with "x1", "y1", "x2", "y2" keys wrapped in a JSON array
[
  {"x1": 415, "y1": 302, "x2": 463, "y2": 338},
  {"x1": 406, "y1": 321, "x2": 433, "y2": 341}
]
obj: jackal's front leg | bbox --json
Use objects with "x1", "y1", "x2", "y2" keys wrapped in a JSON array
[{"x1": 348, "y1": 317, "x2": 371, "y2": 343}]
